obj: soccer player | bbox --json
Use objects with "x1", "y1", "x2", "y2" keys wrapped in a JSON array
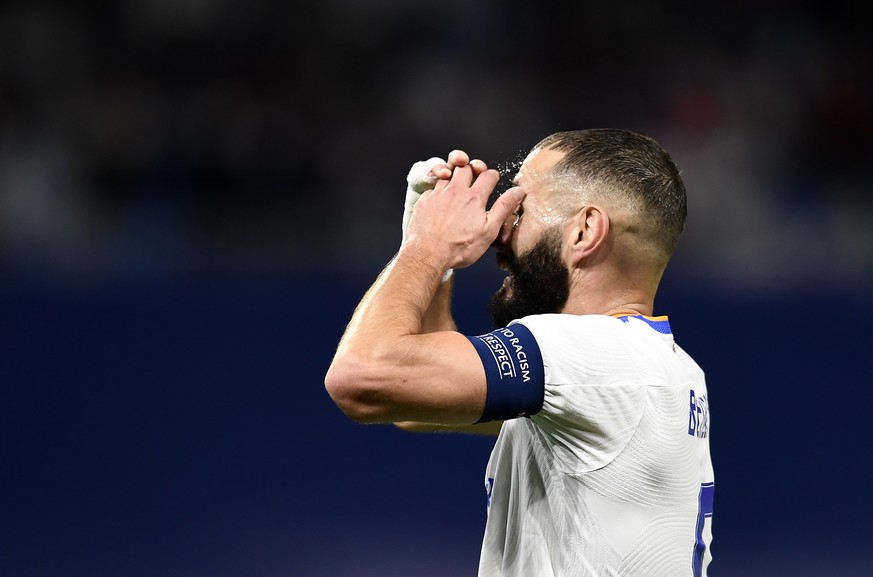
[{"x1": 325, "y1": 129, "x2": 715, "y2": 576}]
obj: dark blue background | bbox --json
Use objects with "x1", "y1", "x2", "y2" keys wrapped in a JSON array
[
  {"x1": 2, "y1": 1, "x2": 871, "y2": 574},
  {"x1": 4, "y1": 267, "x2": 871, "y2": 576}
]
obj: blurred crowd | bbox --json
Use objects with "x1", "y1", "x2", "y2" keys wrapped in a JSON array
[{"x1": 1, "y1": 1, "x2": 870, "y2": 292}]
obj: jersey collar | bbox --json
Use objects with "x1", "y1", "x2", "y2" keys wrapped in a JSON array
[{"x1": 614, "y1": 314, "x2": 672, "y2": 335}]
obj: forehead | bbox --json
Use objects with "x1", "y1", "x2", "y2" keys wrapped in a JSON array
[
  {"x1": 513, "y1": 147, "x2": 566, "y2": 194},
  {"x1": 511, "y1": 146, "x2": 572, "y2": 227}
]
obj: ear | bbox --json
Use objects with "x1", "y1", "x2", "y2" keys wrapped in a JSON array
[{"x1": 566, "y1": 205, "x2": 610, "y2": 268}]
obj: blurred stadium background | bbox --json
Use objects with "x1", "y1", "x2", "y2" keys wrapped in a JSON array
[{"x1": 2, "y1": 1, "x2": 871, "y2": 576}]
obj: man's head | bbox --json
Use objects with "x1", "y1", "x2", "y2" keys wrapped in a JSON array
[{"x1": 489, "y1": 128, "x2": 687, "y2": 326}]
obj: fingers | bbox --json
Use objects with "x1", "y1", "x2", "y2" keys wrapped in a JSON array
[
  {"x1": 432, "y1": 164, "x2": 453, "y2": 180},
  {"x1": 431, "y1": 163, "x2": 496, "y2": 199},
  {"x1": 429, "y1": 149, "x2": 493, "y2": 180},
  {"x1": 469, "y1": 159, "x2": 488, "y2": 175},
  {"x1": 449, "y1": 165, "x2": 502, "y2": 195},
  {"x1": 471, "y1": 168, "x2": 500, "y2": 201},
  {"x1": 430, "y1": 151, "x2": 464, "y2": 180},
  {"x1": 432, "y1": 151, "x2": 468, "y2": 180},
  {"x1": 449, "y1": 164, "x2": 474, "y2": 187},
  {"x1": 488, "y1": 186, "x2": 526, "y2": 236},
  {"x1": 447, "y1": 149, "x2": 470, "y2": 169},
  {"x1": 449, "y1": 150, "x2": 490, "y2": 177}
]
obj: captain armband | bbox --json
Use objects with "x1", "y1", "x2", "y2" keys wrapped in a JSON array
[{"x1": 465, "y1": 323, "x2": 545, "y2": 423}]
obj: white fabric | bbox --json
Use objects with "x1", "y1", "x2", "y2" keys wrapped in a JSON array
[
  {"x1": 478, "y1": 314, "x2": 715, "y2": 577},
  {"x1": 403, "y1": 156, "x2": 444, "y2": 234}
]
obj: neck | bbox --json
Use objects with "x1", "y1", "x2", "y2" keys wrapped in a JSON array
[{"x1": 562, "y1": 266, "x2": 659, "y2": 317}]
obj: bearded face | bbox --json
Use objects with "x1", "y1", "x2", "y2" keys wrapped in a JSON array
[{"x1": 488, "y1": 227, "x2": 570, "y2": 327}]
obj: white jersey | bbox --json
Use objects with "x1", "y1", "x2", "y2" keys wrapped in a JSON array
[{"x1": 477, "y1": 314, "x2": 714, "y2": 577}]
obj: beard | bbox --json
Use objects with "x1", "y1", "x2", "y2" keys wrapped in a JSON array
[{"x1": 489, "y1": 227, "x2": 570, "y2": 328}]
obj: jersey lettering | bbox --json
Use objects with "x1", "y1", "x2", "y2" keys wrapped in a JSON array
[
  {"x1": 688, "y1": 389, "x2": 709, "y2": 438},
  {"x1": 693, "y1": 482, "x2": 715, "y2": 577}
]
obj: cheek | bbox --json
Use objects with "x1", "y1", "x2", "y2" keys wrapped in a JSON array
[{"x1": 512, "y1": 221, "x2": 542, "y2": 254}]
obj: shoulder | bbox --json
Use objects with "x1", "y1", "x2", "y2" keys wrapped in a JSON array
[
  {"x1": 512, "y1": 313, "x2": 631, "y2": 348},
  {"x1": 511, "y1": 314, "x2": 652, "y2": 383},
  {"x1": 514, "y1": 313, "x2": 627, "y2": 331}
]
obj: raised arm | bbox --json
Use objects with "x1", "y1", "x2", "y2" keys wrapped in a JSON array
[
  {"x1": 406, "y1": 151, "x2": 488, "y2": 333},
  {"x1": 395, "y1": 154, "x2": 498, "y2": 433},
  {"x1": 324, "y1": 161, "x2": 524, "y2": 425}
]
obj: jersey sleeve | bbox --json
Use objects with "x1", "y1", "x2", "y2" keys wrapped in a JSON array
[{"x1": 520, "y1": 315, "x2": 648, "y2": 473}]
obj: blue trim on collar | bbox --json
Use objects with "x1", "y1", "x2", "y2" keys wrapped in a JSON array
[{"x1": 617, "y1": 315, "x2": 672, "y2": 335}]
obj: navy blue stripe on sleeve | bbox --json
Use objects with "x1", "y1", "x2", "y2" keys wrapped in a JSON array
[{"x1": 465, "y1": 323, "x2": 545, "y2": 423}]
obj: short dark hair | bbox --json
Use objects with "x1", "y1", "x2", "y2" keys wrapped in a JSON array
[{"x1": 536, "y1": 128, "x2": 687, "y2": 258}]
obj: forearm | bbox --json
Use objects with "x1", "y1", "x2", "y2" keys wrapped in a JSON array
[
  {"x1": 421, "y1": 274, "x2": 456, "y2": 333},
  {"x1": 325, "y1": 159, "x2": 518, "y2": 425},
  {"x1": 338, "y1": 245, "x2": 447, "y2": 356},
  {"x1": 325, "y1": 244, "x2": 484, "y2": 424}
]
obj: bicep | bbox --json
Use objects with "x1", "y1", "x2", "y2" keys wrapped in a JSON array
[
  {"x1": 326, "y1": 331, "x2": 487, "y2": 425},
  {"x1": 327, "y1": 323, "x2": 545, "y2": 427},
  {"x1": 388, "y1": 331, "x2": 489, "y2": 423},
  {"x1": 384, "y1": 322, "x2": 547, "y2": 425}
]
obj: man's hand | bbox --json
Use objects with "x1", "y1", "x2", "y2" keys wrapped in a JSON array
[
  {"x1": 402, "y1": 151, "x2": 492, "y2": 243},
  {"x1": 405, "y1": 156, "x2": 525, "y2": 271},
  {"x1": 325, "y1": 148, "x2": 519, "y2": 425},
  {"x1": 430, "y1": 150, "x2": 490, "y2": 181},
  {"x1": 403, "y1": 151, "x2": 498, "y2": 282}
]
